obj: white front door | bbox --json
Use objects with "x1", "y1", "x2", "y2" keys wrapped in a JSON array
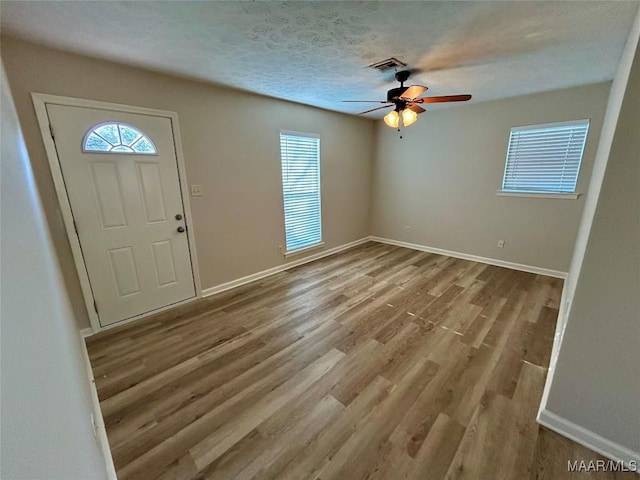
[{"x1": 47, "y1": 105, "x2": 196, "y2": 326}]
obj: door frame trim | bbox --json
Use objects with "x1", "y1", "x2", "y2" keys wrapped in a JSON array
[{"x1": 32, "y1": 93, "x2": 202, "y2": 333}]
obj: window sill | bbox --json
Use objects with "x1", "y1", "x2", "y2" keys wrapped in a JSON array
[
  {"x1": 496, "y1": 190, "x2": 581, "y2": 200},
  {"x1": 284, "y1": 242, "x2": 324, "y2": 258}
]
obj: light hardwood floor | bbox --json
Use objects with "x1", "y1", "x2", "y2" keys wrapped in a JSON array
[{"x1": 86, "y1": 242, "x2": 634, "y2": 480}]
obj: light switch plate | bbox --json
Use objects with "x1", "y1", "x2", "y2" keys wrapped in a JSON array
[{"x1": 190, "y1": 185, "x2": 203, "y2": 197}]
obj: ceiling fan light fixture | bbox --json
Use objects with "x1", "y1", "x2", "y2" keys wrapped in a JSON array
[
  {"x1": 402, "y1": 108, "x2": 418, "y2": 127},
  {"x1": 345, "y1": 70, "x2": 471, "y2": 128},
  {"x1": 384, "y1": 110, "x2": 399, "y2": 128}
]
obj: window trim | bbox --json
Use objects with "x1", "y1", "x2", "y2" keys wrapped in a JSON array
[
  {"x1": 496, "y1": 190, "x2": 581, "y2": 200},
  {"x1": 498, "y1": 119, "x2": 589, "y2": 198},
  {"x1": 284, "y1": 241, "x2": 325, "y2": 258},
  {"x1": 279, "y1": 130, "x2": 322, "y2": 255}
]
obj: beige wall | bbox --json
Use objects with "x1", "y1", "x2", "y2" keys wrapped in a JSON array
[
  {"x1": 1, "y1": 37, "x2": 374, "y2": 329},
  {"x1": 545, "y1": 32, "x2": 640, "y2": 458},
  {"x1": 371, "y1": 83, "x2": 611, "y2": 273},
  {"x1": 1, "y1": 62, "x2": 110, "y2": 480}
]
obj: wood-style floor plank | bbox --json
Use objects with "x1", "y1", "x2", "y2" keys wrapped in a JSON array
[{"x1": 85, "y1": 242, "x2": 630, "y2": 479}]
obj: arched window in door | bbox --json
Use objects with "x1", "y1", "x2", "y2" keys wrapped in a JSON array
[{"x1": 82, "y1": 122, "x2": 157, "y2": 154}]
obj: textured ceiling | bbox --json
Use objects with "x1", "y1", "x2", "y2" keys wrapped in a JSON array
[{"x1": 1, "y1": 1, "x2": 638, "y2": 117}]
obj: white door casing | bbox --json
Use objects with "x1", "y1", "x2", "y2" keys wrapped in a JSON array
[{"x1": 41, "y1": 100, "x2": 198, "y2": 328}]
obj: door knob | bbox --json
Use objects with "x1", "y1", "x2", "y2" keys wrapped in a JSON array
[
  {"x1": 175, "y1": 214, "x2": 183, "y2": 220},
  {"x1": 177, "y1": 226, "x2": 185, "y2": 233}
]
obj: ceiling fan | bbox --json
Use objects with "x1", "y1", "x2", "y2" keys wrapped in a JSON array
[{"x1": 343, "y1": 70, "x2": 472, "y2": 128}]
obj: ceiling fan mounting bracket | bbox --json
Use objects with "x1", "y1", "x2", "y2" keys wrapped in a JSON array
[{"x1": 394, "y1": 70, "x2": 411, "y2": 86}]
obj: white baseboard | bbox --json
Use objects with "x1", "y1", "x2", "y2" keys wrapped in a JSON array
[
  {"x1": 78, "y1": 330, "x2": 118, "y2": 480},
  {"x1": 79, "y1": 327, "x2": 93, "y2": 338},
  {"x1": 538, "y1": 409, "x2": 640, "y2": 469},
  {"x1": 201, "y1": 237, "x2": 371, "y2": 297},
  {"x1": 369, "y1": 236, "x2": 567, "y2": 279},
  {"x1": 201, "y1": 235, "x2": 567, "y2": 298}
]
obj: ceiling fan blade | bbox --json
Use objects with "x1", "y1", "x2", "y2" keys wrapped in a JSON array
[
  {"x1": 358, "y1": 105, "x2": 394, "y2": 115},
  {"x1": 342, "y1": 100, "x2": 390, "y2": 103},
  {"x1": 407, "y1": 104, "x2": 426, "y2": 114},
  {"x1": 399, "y1": 85, "x2": 428, "y2": 100},
  {"x1": 416, "y1": 94, "x2": 472, "y2": 104}
]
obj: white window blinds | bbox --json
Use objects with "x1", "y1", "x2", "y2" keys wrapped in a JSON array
[
  {"x1": 502, "y1": 120, "x2": 589, "y2": 194},
  {"x1": 280, "y1": 131, "x2": 322, "y2": 253}
]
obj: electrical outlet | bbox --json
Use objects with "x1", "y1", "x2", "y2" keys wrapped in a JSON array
[
  {"x1": 497, "y1": 240, "x2": 505, "y2": 248},
  {"x1": 190, "y1": 184, "x2": 203, "y2": 197},
  {"x1": 278, "y1": 245, "x2": 284, "y2": 255}
]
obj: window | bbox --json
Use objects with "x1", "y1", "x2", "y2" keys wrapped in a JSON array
[
  {"x1": 501, "y1": 120, "x2": 589, "y2": 196},
  {"x1": 83, "y1": 122, "x2": 156, "y2": 154},
  {"x1": 280, "y1": 131, "x2": 322, "y2": 254}
]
